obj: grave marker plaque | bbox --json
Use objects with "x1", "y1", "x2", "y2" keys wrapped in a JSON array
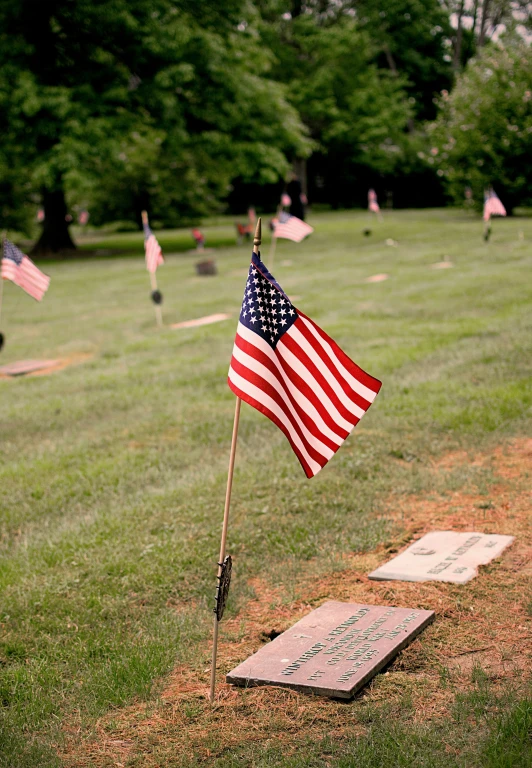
[
  {"x1": 368, "y1": 531, "x2": 514, "y2": 584},
  {"x1": 0, "y1": 359, "x2": 59, "y2": 377},
  {"x1": 195, "y1": 259, "x2": 217, "y2": 276},
  {"x1": 226, "y1": 601, "x2": 434, "y2": 699},
  {"x1": 365, "y1": 273, "x2": 389, "y2": 283},
  {"x1": 170, "y1": 313, "x2": 230, "y2": 330}
]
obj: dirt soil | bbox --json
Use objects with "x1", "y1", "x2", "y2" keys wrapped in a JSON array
[{"x1": 62, "y1": 438, "x2": 532, "y2": 767}]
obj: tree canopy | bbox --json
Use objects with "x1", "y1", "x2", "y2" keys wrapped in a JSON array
[
  {"x1": 429, "y1": 42, "x2": 532, "y2": 212},
  {"x1": 0, "y1": 0, "x2": 309, "y2": 250},
  {"x1": 0, "y1": 0, "x2": 530, "y2": 251}
]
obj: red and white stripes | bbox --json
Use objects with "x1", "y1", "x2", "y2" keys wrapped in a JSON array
[
  {"x1": 145, "y1": 234, "x2": 163, "y2": 273},
  {"x1": 274, "y1": 217, "x2": 314, "y2": 243},
  {"x1": 228, "y1": 311, "x2": 381, "y2": 478},
  {"x1": 1, "y1": 255, "x2": 50, "y2": 302}
]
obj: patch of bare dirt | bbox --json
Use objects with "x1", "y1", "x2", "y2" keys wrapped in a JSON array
[{"x1": 61, "y1": 438, "x2": 532, "y2": 767}]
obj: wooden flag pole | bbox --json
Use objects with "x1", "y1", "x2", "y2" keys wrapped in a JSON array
[
  {"x1": 0, "y1": 233, "x2": 6, "y2": 329},
  {"x1": 208, "y1": 396, "x2": 241, "y2": 703},
  {"x1": 142, "y1": 210, "x2": 163, "y2": 328},
  {"x1": 150, "y1": 271, "x2": 163, "y2": 328},
  {"x1": 209, "y1": 217, "x2": 261, "y2": 704}
]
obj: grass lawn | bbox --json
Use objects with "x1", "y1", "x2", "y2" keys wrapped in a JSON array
[{"x1": 0, "y1": 209, "x2": 531, "y2": 767}]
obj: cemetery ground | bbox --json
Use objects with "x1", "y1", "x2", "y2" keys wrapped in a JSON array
[{"x1": 0, "y1": 209, "x2": 531, "y2": 767}]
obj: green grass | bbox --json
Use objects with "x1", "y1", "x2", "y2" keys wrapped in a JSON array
[
  {"x1": 181, "y1": 688, "x2": 531, "y2": 768},
  {"x1": 1, "y1": 209, "x2": 531, "y2": 765}
]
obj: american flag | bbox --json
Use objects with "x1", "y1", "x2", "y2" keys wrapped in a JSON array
[
  {"x1": 143, "y1": 222, "x2": 164, "y2": 273},
  {"x1": 368, "y1": 189, "x2": 380, "y2": 214},
  {"x1": 273, "y1": 215, "x2": 313, "y2": 243},
  {"x1": 1, "y1": 239, "x2": 50, "y2": 301},
  {"x1": 483, "y1": 190, "x2": 506, "y2": 221},
  {"x1": 228, "y1": 253, "x2": 382, "y2": 477}
]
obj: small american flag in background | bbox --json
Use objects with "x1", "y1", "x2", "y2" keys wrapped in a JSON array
[
  {"x1": 228, "y1": 253, "x2": 382, "y2": 477},
  {"x1": 368, "y1": 189, "x2": 380, "y2": 214},
  {"x1": 483, "y1": 190, "x2": 506, "y2": 221},
  {"x1": 273, "y1": 215, "x2": 313, "y2": 243},
  {"x1": 143, "y1": 222, "x2": 164, "y2": 273},
  {"x1": 1, "y1": 239, "x2": 50, "y2": 301}
]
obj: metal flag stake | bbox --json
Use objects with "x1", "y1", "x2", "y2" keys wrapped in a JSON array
[
  {"x1": 141, "y1": 210, "x2": 164, "y2": 328},
  {"x1": 208, "y1": 217, "x2": 261, "y2": 704}
]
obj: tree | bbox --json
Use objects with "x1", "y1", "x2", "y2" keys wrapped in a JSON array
[
  {"x1": 476, "y1": 1, "x2": 532, "y2": 47},
  {"x1": 0, "y1": 0, "x2": 309, "y2": 253},
  {"x1": 429, "y1": 41, "x2": 532, "y2": 213},
  {"x1": 442, "y1": 0, "x2": 532, "y2": 72},
  {"x1": 248, "y1": 1, "x2": 455, "y2": 208},
  {"x1": 255, "y1": 6, "x2": 416, "y2": 207},
  {"x1": 345, "y1": 0, "x2": 454, "y2": 121}
]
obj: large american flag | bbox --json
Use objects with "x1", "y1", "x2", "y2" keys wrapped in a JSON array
[
  {"x1": 483, "y1": 190, "x2": 506, "y2": 221},
  {"x1": 368, "y1": 189, "x2": 380, "y2": 214},
  {"x1": 273, "y1": 215, "x2": 313, "y2": 243},
  {"x1": 143, "y1": 222, "x2": 164, "y2": 273},
  {"x1": 228, "y1": 253, "x2": 382, "y2": 477},
  {"x1": 1, "y1": 239, "x2": 50, "y2": 301}
]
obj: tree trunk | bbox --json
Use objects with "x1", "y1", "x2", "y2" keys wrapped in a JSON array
[
  {"x1": 31, "y1": 186, "x2": 76, "y2": 256},
  {"x1": 453, "y1": 0, "x2": 465, "y2": 71},
  {"x1": 478, "y1": 0, "x2": 491, "y2": 46},
  {"x1": 291, "y1": 0, "x2": 303, "y2": 18},
  {"x1": 383, "y1": 44, "x2": 398, "y2": 75},
  {"x1": 382, "y1": 43, "x2": 415, "y2": 132},
  {"x1": 472, "y1": 0, "x2": 480, "y2": 34},
  {"x1": 293, "y1": 158, "x2": 307, "y2": 197}
]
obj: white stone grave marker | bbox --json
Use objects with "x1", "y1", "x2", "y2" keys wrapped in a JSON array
[{"x1": 368, "y1": 531, "x2": 514, "y2": 584}]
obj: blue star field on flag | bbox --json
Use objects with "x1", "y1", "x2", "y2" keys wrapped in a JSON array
[
  {"x1": 3, "y1": 239, "x2": 24, "y2": 265},
  {"x1": 239, "y1": 253, "x2": 298, "y2": 350}
]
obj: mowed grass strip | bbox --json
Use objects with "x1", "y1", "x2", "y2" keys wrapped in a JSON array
[
  {"x1": 0, "y1": 210, "x2": 531, "y2": 766},
  {"x1": 70, "y1": 438, "x2": 531, "y2": 767}
]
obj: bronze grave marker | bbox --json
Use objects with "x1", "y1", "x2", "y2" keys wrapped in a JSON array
[{"x1": 227, "y1": 601, "x2": 434, "y2": 699}]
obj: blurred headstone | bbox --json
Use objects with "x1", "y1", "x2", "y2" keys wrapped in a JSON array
[
  {"x1": 0, "y1": 359, "x2": 59, "y2": 377},
  {"x1": 431, "y1": 261, "x2": 453, "y2": 269},
  {"x1": 170, "y1": 313, "x2": 230, "y2": 330},
  {"x1": 195, "y1": 259, "x2": 217, "y2": 276}
]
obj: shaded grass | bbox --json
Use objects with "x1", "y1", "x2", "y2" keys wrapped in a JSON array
[{"x1": 0, "y1": 209, "x2": 531, "y2": 765}]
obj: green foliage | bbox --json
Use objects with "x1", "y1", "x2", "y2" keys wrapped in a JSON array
[
  {"x1": 252, "y1": 1, "x2": 453, "y2": 208},
  {"x1": 256, "y1": 7, "x2": 415, "y2": 206},
  {"x1": 88, "y1": 12, "x2": 311, "y2": 226},
  {"x1": 350, "y1": 0, "x2": 454, "y2": 120},
  {"x1": 268, "y1": 14, "x2": 411, "y2": 173},
  {"x1": 0, "y1": 0, "x2": 309, "y2": 232},
  {"x1": 2, "y1": 0, "x2": 530, "y2": 230},
  {"x1": 429, "y1": 42, "x2": 532, "y2": 212}
]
